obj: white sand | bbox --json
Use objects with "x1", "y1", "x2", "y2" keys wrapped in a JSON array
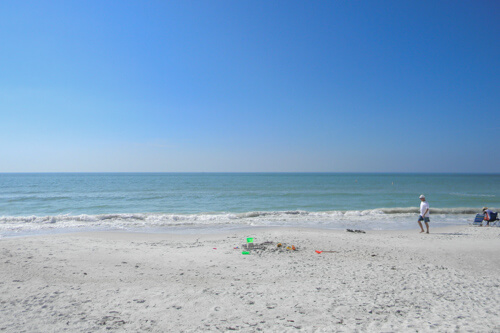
[{"x1": 1, "y1": 226, "x2": 499, "y2": 332}]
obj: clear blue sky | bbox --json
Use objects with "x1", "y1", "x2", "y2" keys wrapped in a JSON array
[{"x1": 1, "y1": 1, "x2": 498, "y2": 172}]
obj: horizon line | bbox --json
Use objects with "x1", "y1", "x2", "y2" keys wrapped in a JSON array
[{"x1": 1, "y1": 171, "x2": 499, "y2": 175}]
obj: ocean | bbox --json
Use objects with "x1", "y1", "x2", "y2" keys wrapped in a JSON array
[{"x1": 1, "y1": 173, "x2": 499, "y2": 237}]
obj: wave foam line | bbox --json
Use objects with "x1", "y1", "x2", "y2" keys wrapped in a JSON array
[{"x1": 0, "y1": 207, "x2": 487, "y2": 225}]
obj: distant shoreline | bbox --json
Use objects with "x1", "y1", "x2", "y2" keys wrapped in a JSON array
[{"x1": 2, "y1": 171, "x2": 500, "y2": 175}]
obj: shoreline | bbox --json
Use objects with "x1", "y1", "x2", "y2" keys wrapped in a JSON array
[
  {"x1": 1, "y1": 225, "x2": 499, "y2": 332},
  {"x1": 0, "y1": 218, "x2": 476, "y2": 240}
]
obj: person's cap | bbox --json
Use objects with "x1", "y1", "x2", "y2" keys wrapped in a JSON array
[
  {"x1": 483, "y1": 207, "x2": 488, "y2": 211},
  {"x1": 419, "y1": 195, "x2": 425, "y2": 199}
]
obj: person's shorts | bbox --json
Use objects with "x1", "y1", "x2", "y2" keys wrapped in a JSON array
[{"x1": 418, "y1": 215, "x2": 430, "y2": 223}]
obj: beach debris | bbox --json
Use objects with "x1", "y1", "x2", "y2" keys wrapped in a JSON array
[
  {"x1": 242, "y1": 237, "x2": 256, "y2": 250},
  {"x1": 315, "y1": 250, "x2": 323, "y2": 254},
  {"x1": 239, "y1": 240, "x2": 298, "y2": 255},
  {"x1": 347, "y1": 229, "x2": 366, "y2": 233},
  {"x1": 242, "y1": 251, "x2": 250, "y2": 255},
  {"x1": 315, "y1": 250, "x2": 337, "y2": 254}
]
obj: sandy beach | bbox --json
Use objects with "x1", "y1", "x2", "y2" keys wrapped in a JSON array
[{"x1": 1, "y1": 226, "x2": 499, "y2": 332}]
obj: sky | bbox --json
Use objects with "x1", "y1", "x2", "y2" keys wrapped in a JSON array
[{"x1": 0, "y1": 0, "x2": 498, "y2": 173}]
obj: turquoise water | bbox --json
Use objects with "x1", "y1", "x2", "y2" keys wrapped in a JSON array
[{"x1": 1, "y1": 173, "x2": 499, "y2": 236}]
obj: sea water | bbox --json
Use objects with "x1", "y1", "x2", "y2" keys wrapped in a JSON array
[{"x1": 1, "y1": 173, "x2": 499, "y2": 237}]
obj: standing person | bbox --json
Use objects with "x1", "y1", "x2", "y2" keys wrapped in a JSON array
[{"x1": 418, "y1": 194, "x2": 430, "y2": 234}]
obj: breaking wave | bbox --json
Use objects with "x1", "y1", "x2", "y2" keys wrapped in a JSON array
[
  {"x1": 450, "y1": 192, "x2": 496, "y2": 198},
  {"x1": 379, "y1": 207, "x2": 480, "y2": 215},
  {"x1": 0, "y1": 207, "x2": 485, "y2": 235}
]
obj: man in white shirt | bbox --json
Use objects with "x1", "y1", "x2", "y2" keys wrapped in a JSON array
[{"x1": 418, "y1": 194, "x2": 430, "y2": 234}]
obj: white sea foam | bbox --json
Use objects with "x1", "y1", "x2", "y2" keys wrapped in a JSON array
[
  {"x1": 0, "y1": 207, "x2": 483, "y2": 237},
  {"x1": 450, "y1": 192, "x2": 496, "y2": 198}
]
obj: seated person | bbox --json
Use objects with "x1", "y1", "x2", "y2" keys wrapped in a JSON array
[{"x1": 482, "y1": 207, "x2": 497, "y2": 226}]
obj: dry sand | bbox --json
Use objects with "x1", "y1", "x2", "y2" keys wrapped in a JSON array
[{"x1": 1, "y1": 226, "x2": 499, "y2": 332}]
